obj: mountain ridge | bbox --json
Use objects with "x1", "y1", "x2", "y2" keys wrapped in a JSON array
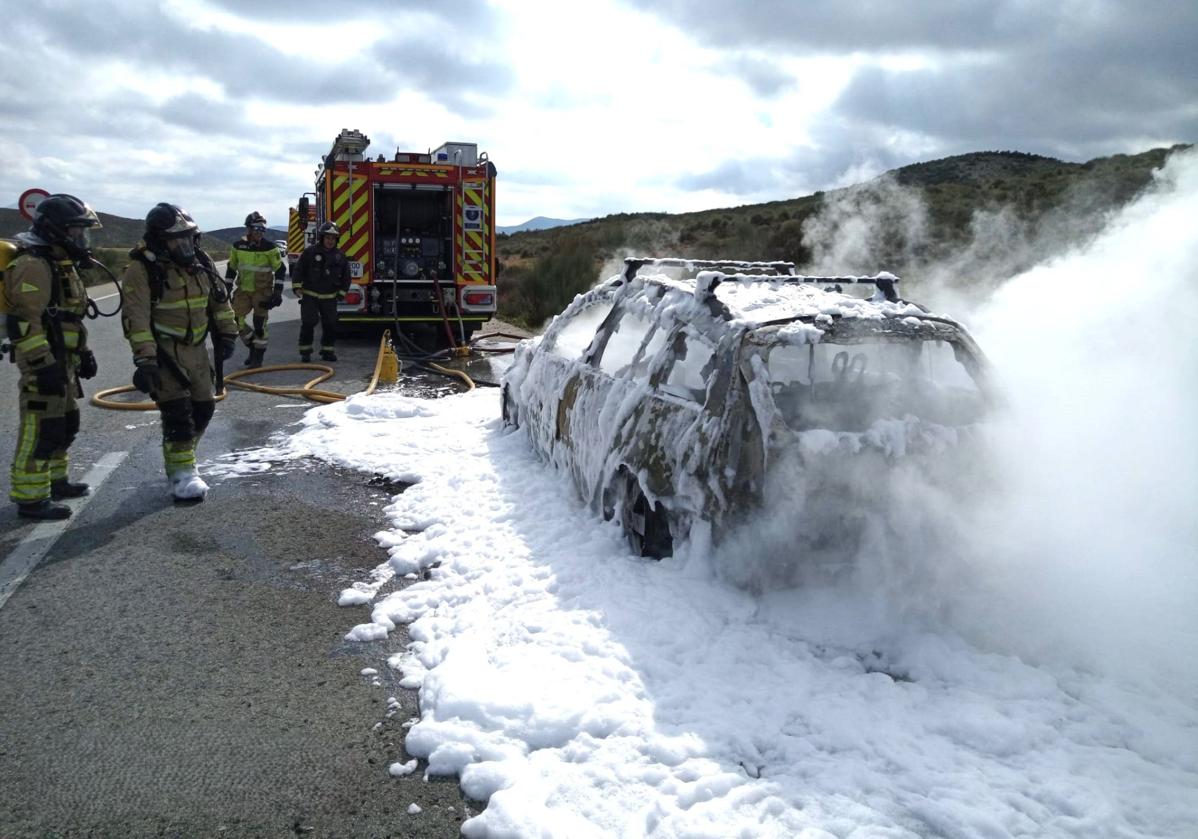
[{"x1": 498, "y1": 216, "x2": 592, "y2": 235}]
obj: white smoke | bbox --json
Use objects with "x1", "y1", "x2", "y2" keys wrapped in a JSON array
[
  {"x1": 961, "y1": 149, "x2": 1198, "y2": 688},
  {"x1": 708, "y1": 149, "x2": 1198, "y2": 694}
]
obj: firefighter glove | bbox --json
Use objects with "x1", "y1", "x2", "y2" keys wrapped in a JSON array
[
  {"x1": 77, "y1": 349, "x2": 98, "y2": 380},
  {"x1": 132, "y1": 360, "x2": 161, "y2": 397},
  {"x1": 267, "y1": 285, "x2": 283, "y2": 309},
  {"x1": 292, "y1": 286, "x2": 303, "y2": 299},
  {"x1": 219, "y1": 336, "x2": 237, "y2": 361},
  {"x1": 34, "y1": 364, "x2": 67, "y2": 396},
  {"x1": 336, "y1": 287, "x2": 348, "y2": 300}
]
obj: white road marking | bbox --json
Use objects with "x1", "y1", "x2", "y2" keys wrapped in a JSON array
[{"x1": 0, "y1": 451, "x2": 128, "y2": 611}]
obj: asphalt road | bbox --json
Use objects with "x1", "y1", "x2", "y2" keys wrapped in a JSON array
[{"x1": 0, "y1": 276, "x2": 522, "y2": 837}]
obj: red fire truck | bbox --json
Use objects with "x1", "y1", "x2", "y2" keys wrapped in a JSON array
[{"x1": 291, "y1": 129, "x2": 498, "y2": 345}]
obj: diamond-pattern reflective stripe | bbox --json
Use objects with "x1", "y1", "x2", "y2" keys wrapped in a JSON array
[
  {"x1": 331, "y1": 172, "x2": 371, "y2": 283},
  {"x1": 457, "y1": 184, "x2": 488, "y2": 282},
  {"x1": 288, "y1": 207, "x2": 314, "y2": 254}
]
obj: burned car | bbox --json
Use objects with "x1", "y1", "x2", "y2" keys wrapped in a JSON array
[{"x1": 501, "y1": 258, "x2": 990, "y2": 560}]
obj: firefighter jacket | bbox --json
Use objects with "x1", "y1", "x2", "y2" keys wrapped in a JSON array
[
  {"x1": 122, "y1": 248, "x2": 238, "y2": 364},
  {"x1": 226, "y1": 238, "x2": 285, "y2": 291},
  {"x1": 291, "y1": 243, "x2": 351, "y2": 299},
  {"x1": 5, "y1": 234, "x2": 89, "y2": 374}
]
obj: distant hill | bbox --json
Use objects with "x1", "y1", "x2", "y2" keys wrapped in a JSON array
[
  {"x1": 0, "y1": 209, "x2": 286, "y2": 250},
  {"x1": 494, "y1": 144, "x2": 1193, "y2": 327},
  {"x1": 205, "y1": 226, "x2": 289, "y2": 245},
  {"x1": 497, "y1": 216, "x2": 591, "y2": 235},
  {"x1": 0, "y1": 208, "x2": 145, "y2": 246},
  {"x1": 889, "y1": 151, "x2": 1071, "y2": 187},
  {"x1": 0, "y1": 208, "x2": 236, "y2": 266}
]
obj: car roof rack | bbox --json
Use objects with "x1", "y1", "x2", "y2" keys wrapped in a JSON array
[
  {"x1": 622, "y1": 257, "x2": 797, "y2": 281},
  {"x1": 622, "y1": 257, "x2": 901, "y2": 302}
]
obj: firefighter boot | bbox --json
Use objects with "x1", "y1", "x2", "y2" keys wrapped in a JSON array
[
  {"x1": 300, "y1": 351, "x2": 311, "y2": 363},
  {"x1": 320, "y1": 349, "x2": 337, "y2": 362},
  {"x1": 169, "y1": 467, "x2": 209, "y2": 503},
  {"x1": 51, "y1": 479, "x2": 91, "y2": 500},
  {"x1": 17, "y1": 499, "x2": 72, "y2": 520},
  {"x1": 244, "y1": 347, "x2": 265, "y2": 368}
]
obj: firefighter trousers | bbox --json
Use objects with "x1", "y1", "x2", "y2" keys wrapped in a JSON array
[
  {"x1": 298, "y1": 296, "x2": 338, "y2": 353},
  {"x1": 231, "y1": 282, "x2": 273, "y2": 352},
  {"x1": 152, "y1": 341, "x2": 216, "y2": 478},
  {"x1": 10, "y1": 365, "x2": 81, "y2": 505}
]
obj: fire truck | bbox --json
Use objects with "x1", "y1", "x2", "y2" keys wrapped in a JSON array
[{"x1": 290, "y1": 129, "x2": 498, "y2": 344}]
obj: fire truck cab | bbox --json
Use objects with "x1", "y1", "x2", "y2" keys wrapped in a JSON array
[{"x1": 291, "y1": 129, "x2": 498, "y2": 344}]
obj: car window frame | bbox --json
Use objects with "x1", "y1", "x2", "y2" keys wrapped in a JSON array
[
  {"x1": 655, "y1": 324, "x2": 719, "y2": 405},
  {"x1": 587, "y1": 292, "x2": 661, "y2": 377},
  {"x1": 543, "y1": 287, "x2": 619, "y2": 362}
]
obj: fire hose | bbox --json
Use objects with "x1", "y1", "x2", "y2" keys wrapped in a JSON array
[{"x1": 90, "y1": 330, "x2": 403, "y2": 410}]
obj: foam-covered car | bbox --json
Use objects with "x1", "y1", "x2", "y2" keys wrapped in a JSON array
[{"x1": 501, "y1": 258, "x2": 990, "y2": 560}]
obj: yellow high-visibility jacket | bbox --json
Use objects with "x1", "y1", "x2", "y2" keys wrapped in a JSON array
[
  {"x1": 226, "y1": 238, "x2": 285, "y2": 291},
  {"x1": 122, "y1": 250, "x2": 238, "y2": 364},
  {"x1": 5, "y1": 247, "x2": 89, "y2": 373}
]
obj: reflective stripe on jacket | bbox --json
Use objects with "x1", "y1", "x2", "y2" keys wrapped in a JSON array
[
  {"x1": 5, "y1": 251, "x2": 88, "y2": 372},
  {"x1": 122, "y1": 254, "x2": 238, "y2": 363},
  {"x1": 291, "y1": 244, "x2": 351, "y2": 298},
  {"x1": 227, "y1": 239, "x2": 285, "y2": 291}
]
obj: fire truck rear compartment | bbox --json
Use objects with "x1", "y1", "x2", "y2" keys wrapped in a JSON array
[
  {"x1": 372, "y1": 187, "x2": 452, "y2": 282},
  {"x1": 364, "y1": 281, "x2": 453, "y2": 318}
]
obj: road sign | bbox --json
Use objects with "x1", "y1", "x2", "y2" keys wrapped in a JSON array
[{"x1": 18, "y1": 188, "x2": 50, "y2": 221}]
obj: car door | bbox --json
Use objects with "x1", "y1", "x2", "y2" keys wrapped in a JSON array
[
  {"x1": 504, "y1": 287, "x2": 616, "y2": 459},
  {"x1": 554, "y1": 298, "x2": 660, "y2": 502}
]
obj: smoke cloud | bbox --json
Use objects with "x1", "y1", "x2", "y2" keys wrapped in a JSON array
[
  {"x1": 962, "y1": 149, "x2": 1198, "y2": 688},
  {"x1": 707, "y1": 149, "x2": 1198, "y2": 694}
]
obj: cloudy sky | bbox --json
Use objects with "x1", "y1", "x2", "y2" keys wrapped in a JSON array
[{"x1": 3, "y1": 0, "x2": 1194, "y2": 230}]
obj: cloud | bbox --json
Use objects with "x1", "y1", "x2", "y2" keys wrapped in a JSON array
[
  {"x1": 368, "y1": 37, "x2": 515, "y2": 117},
  {"x1": 726, "y1": 57, "x2": 796, "y2": 98},
  {"x1": 12, "y1": 2, "x2": 396, "y2": 105},
  {"x1": 631, "y1": 0, "x2": 1198, "y2": 161},
  {"x1": 2, "y1": 0, "x2": 1193, "y2": 230},
  {"x1": 676, "y1": 160, "x2": 775, "y2": 194},
  {"x1": 157, "y1": 93, "x2": 250, "y2": 134},
  {"x1": 674, "y1": 141, "x2": 910, "y2": 206},
  {"x1": 834, "y1": 50, "x2": 1197, "y2": 159},
  {"x1": 623, "y1": 0, "x2": 1049, "y2": 52},
  {"x1": 205, "y1": 0, "x2": 496, "y2": 26}
]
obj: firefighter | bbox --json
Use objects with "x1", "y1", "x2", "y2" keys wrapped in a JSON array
[
  {"x1": 123, "y1": 204, "x2": 238, "y2": 503},
  {"x1": 291, "y1": 221, "x2": 351, "y2": 362},
  {"x1": 5, "y1": 194, "x2": 101, "y2": 520},
  {"x1": 225, "y1": 211, "x2": 285, "y2": 368}
]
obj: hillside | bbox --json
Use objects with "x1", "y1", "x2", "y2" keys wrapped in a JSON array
[
  {"x1": 0, "y1": 208, "x2": 237, "y2": 264},
  {"x1": 495, "y1": 144, "x2": 1191, "y2": 327},
  {"x1": 205, "y1": 226, "x2": 289, "y2": 245},
  {"x1": 3, "y1": 145, "x2": 1188, "y2": 320},
  {"x1": 497, "y1": 216, "x2": 592, "y2": 235},
  {"x1": 0, "y1": 208, "x2": 145, "y2": 247}
]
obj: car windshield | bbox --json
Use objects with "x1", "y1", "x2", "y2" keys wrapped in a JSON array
[{"x1": 764, "y1": 337, "x2": 984, "y2": 431}]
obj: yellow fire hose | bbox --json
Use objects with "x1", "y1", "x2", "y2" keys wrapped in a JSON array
[
  {"x1": 91, "y1": 330, "x2": 407, "y2": 410},
  {"x1": 425, "y1": 362, "x2": 475, "y2": 391}
]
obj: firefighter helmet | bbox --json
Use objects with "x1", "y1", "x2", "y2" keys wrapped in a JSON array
[
  {"x1": 245, "y1": 211, "x2": 268, "y2": 230},
  {"x1": 32, "y1": 194, "x2": 102, "y2": 260},
  {"x1": 145, "y1": 203, "x2": 199, "y2": 265},
  {"x1": 318, "y1": 222, "x2": 341, "y2": 239}
]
